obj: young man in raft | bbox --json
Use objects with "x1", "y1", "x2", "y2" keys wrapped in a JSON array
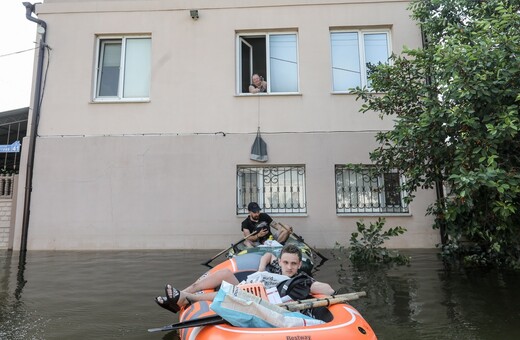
[
  {"x1": 241, "y1": 202, "x2": 292, "y2": 248},
  {"x1": 154, "y1": 244, "x2": 335, "y2": 313}
]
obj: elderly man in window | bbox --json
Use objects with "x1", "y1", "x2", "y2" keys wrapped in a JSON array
[{"x1": 249, "y1": 74, "x2": 267, "y2": 93}]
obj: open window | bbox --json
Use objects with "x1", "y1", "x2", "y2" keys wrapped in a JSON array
[{"x1": 237, "y1": 33, "x2": 299, "y2": 94}]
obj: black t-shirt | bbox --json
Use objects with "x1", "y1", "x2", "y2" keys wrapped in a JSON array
[{"x1": 241, "y1": 213, "x2": 274, "y2": 244}]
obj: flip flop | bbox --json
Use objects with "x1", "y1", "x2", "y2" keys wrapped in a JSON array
[
  {"x1": 154, "y1": 284, "x2": 181, "y2": 314},
  {"x1": 154, "y1": 296, "x2": 177, "y2": 313}
]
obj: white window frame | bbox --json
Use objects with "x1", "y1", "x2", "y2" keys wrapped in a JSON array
[
  {"x1": 236, "y1": 32, "x2": 300, "y2": 95},
  {"x1": 330, "y1": 29, "x2": 391, "y2": 93},
  {"x1": 335, "y1": 165, "x2": 409, "y2": 215},
  {"x1": 237, "y1": 165, "x2": 307, "y2": 215},
  {"x1": 93, "y1": 35, "x2": 151, "y2": 102}
]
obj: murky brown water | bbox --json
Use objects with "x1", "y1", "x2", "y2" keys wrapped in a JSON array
[{"x1": 1, "y1": 249, "x2": 519, "y2": 339}]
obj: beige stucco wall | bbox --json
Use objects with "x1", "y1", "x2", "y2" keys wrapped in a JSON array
[
  {"x1": 13, "y1": 0, "x2": 440, "y2": 250},
  {"x1": 34, "y1": 0, "x2": 414, "y2": 136}
]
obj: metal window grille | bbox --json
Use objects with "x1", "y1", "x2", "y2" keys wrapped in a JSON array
[
  {"x1": 237, "y1": 165, "x2": 306, "y2": 214},
  {"x1": 0, "y1": 174, "x2": 14, "y2": 198},
  {"x1": 335, "y1": 165, "x2": 408, "y2": 214}
]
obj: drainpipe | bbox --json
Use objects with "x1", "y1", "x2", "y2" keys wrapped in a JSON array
[{"x1": 20, "y1": 2, "x2": 47, "y2": 252}]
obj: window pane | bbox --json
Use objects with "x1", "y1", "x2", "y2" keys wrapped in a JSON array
[
  {"x1": 331, "y1": 32, "x2": 361, "y2": 91},
  {"x1": 364, "y1": 34, "x2": 388, "y2": 88},
  {"x1": 263, "y1": 167, "x2": 305, "y2": 212},
  {"x1": 237, "y1": 168, "x2": 259, "y2": 210},
  {"x1": 240, "y1": 39, "x2": 252, "y2": 93},
  {"x1": 383, "y1": 172, "x2": 401, "y2": 206},
  {"x1": 98, "y1": 41, "x2": 121, "y2": 97},
  {"x1": 364, "y1": 33, "x2": 389, "y2": 66},
  {"x1": 355, "y1": 171, "x2": 379, "y2": 210},
  {"x1": 123, "y1": 38, "x2": 151, "y2": 98},
  {"x1": 269, "y1": 34, "x2": 298, "y2": 93}
]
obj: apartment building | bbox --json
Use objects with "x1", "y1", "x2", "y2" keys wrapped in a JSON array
[{"x1": 13, "y1": 0, "x2": 440, "y2": 250}]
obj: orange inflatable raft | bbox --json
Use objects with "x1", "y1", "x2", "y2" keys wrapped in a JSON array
[{"x1": 178, "y1": 253, "x2": 377, "y2": 340}]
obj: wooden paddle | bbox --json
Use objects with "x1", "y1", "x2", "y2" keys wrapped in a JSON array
[
  {"x1": 273, "y1": 222, "x2": 329, "y2": 261},
  {"x1": 147, "y1": 291, "x2": 366, "y2": 332},
  {"x1": 280, "y1": 291, "x2": 366, "y2": 306},
  {"x1": 279, "y1": 291, "x2": 366, "y2": 311},
  {"x1": 201, "y1": 229, "x2": 261, "y2": 266}
]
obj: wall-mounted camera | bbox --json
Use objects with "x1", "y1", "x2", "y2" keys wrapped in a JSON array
[{"x1": 190, "y1": 9, "x2": 199, "y2": 20}]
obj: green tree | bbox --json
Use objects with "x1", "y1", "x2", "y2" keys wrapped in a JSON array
[{"x1": 352, "y1": 0, "x2": 520, "y2": 268}]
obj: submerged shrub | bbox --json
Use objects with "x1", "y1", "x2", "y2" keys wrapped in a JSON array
[{"x1": 334, "y1": 218, "x2": 410, "y2": 267}]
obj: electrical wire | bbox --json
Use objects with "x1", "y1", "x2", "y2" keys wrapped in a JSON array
[
  {"x1": 38, "y1": 129, "x2": 392, "y2": 139},
  {"x1": 0, "y1": 47, "x2": 38, "y2": 58}
]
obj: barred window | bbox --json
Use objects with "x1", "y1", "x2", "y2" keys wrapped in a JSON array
[
  {"x1": 237, "y1": 165, "x2": 306, "y2": 214},
  {"x1": 335, "y1": 165, "x2": 408, "y2": 214}
]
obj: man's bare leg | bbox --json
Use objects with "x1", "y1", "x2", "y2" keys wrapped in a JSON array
[{"x1": 183, "y1": 269, "x2": 239, "y2": 294}]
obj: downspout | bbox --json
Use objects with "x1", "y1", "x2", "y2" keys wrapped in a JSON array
[{"x1": 20, "y1": 2, "x2": 47, "y2": 252}]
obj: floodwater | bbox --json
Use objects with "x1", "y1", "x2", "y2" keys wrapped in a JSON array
[{"x1": 1, "y1": 249, "x2": 520, "y2": 340}]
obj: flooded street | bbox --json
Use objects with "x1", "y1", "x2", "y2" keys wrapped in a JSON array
[{"x1": 1, "y1": 249, "x2": 520, "y2": 339}]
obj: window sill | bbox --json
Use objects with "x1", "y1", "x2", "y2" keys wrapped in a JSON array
[
  {"x1": 337, "y1": 212, "x2": 412, "y2": 217},
  {"x1": 237, "y1": 213, "x2": 308, "y2": 217},
  {"x1": 331, "y1": 91, "x2": 384, "y2": 95},
  {"x1": 235, "y1": 93, "x2": 302, "y2": 97},
  {"x1": 331, "y1": 92, "x2": 356, "y2": 95},
  {"x1": 91, "y1": 98, "x2": 151, "y2": 104}
]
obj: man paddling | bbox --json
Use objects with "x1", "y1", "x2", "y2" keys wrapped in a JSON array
[
  {"x1": 154, "y1": 244, "x2": 334, "y2": 314},
  {"x1": 241, "y1": 202, "x2": 292, "y2": 247}
]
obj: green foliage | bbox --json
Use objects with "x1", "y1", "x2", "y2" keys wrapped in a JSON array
[
  {"x1": 334, "y1": 218, "x2": 410, "y2": 267},
  {"x1": 352, "y1": 0, "x2": 520, "y2": 268}
]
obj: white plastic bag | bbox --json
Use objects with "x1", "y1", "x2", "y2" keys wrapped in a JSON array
[
  {"x1": 210, "y1": 281, "x2": 324, "y2": 328},
  {"x1": 240, "y1": 271, "x2": 289, "y2": 289}
]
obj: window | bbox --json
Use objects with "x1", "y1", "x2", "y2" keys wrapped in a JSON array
[
  {"x1": 335, "y1": 165, "x2": 408, "y2": 214},
  {"x1": 237, "y1": 33, "x2": 299, "y2": 94},
  {"x1": 237, "y1": 165, "x2": 306, "y2": 214},
  {"x1": 94, "y1": 36, "x2": 151, "y2": 101},
  {"x1": 330, "y1": 30, "x2": 390, "y2": 92}
]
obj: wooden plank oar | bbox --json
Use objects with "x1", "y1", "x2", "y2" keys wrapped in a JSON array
[
  {"x1": 280, "y1": 291, "x2": 366, "y2": 311},
  {"x1": 147, "y1": 291, "x2": 366, "y2": 332},
  {"x1": 275, "y1": 222, "x2": 329, "y2": 261},
  {"x1": 280, "y1": 292, "x2": 366, "y2": 307},
  {"x1": 201, "y1": 229, "x2": 261, "y2": 266}
]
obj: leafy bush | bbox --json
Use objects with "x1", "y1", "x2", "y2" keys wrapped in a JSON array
[{"x1": 334, "y1": 218, "x2": 410, "y2": 267}]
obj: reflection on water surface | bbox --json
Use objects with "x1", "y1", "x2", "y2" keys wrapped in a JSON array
[{"x1": 1, "y1": 249, "x2": 519, "y2": 339}]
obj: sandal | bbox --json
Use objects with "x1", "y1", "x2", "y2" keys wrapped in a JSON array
[{"x1": 154, "y1": 284, "x2": 182, "y2": 314}]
